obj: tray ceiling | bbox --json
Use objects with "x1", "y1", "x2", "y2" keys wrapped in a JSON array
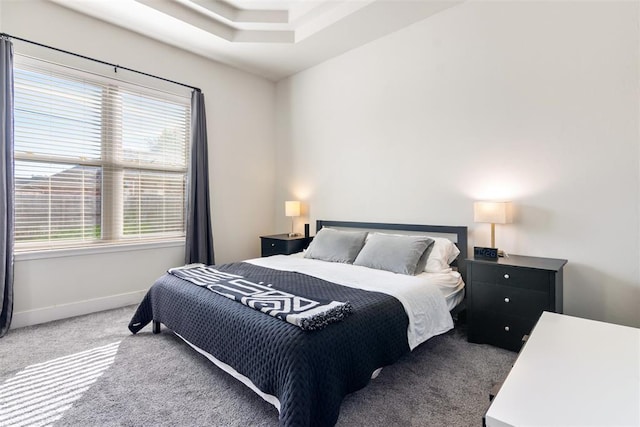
[{"x1": 50, "y1": 0, "x2": 462, "y2": 81}]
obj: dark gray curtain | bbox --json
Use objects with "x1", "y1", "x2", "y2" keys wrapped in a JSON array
[
  {"x1": 0, "y1": 37, "x2": 14, "y2": 338},
  {"x1": 185, "y1": 90, "x2": 214, "y2": 265}
]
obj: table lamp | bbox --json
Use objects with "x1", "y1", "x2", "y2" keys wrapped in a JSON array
[
  {"x1": 474, "y1": 201, "x2": 513, "y2": 253},
  {"x1": 285, "y1": 201, "x2": 301, "y2": 237}
]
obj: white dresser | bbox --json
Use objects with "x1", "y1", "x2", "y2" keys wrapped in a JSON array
[{"x1": 485, "y1": 311, "x2": 640, "y2": 427}]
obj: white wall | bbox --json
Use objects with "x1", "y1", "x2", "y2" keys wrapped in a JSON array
[
  {"x1": 2, "y1": 0, "x2": 277, "y2": 327},
  {"x1": 276, "y1": 1, "x2": 640, "y2": 327}
]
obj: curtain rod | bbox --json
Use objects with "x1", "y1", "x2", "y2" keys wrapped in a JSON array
[{"x1": 1, "y1": 32, "x2": 201, "y2": 93}]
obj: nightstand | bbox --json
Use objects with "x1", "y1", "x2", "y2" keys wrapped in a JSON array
[
  {"x1": 260, "y1": 234, "x2": 312, "y2": 257},
  {"x1": 466, "y1": 254, "x2": 567, "y2": 352}
]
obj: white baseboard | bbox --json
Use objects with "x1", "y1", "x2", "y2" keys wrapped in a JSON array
[{"x1": 11, "y1": 290, "x2": 147, "y2": 329}]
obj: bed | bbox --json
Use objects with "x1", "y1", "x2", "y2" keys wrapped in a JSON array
[{"x1": 129, "y1": 220, "x2": 468, "y2": 427}]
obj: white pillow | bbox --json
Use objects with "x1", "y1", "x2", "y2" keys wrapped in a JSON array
[{"x1": 424, "y1": 237, "x2": 460, "y2": 273}]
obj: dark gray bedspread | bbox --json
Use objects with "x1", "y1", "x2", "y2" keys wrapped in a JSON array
[{"x1": 129, "y1": 262, "x2": 410, "y2": 427}]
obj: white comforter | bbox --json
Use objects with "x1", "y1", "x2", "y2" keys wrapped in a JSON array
[{"x1": 247, "y1": 255, "x2": 458, "y2": 350}]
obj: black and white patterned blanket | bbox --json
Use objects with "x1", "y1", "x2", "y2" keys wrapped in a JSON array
[{"x1": 167, "y1": 264, "x2": 352, "y2": 331}]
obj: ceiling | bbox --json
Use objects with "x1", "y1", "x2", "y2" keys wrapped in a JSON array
[{"x1": 50, "y1": 0, "x2": 463, "y2": 81}]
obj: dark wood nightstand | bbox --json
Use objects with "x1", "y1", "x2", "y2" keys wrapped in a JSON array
[
  {"x1": 260, "y1": 234, "x2": 312, "y2": 257},
  {"x1": 466, "y1": 254, "x2": 567, "y2": 352}
]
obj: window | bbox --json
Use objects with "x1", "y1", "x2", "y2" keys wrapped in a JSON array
[{"x1": 13, "y1": 58, "x2": 190, "y2": 251}]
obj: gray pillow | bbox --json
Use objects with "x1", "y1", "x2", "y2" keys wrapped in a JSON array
[
  {"x1": 304, "y1": 228, "x2": 368, "y2": 264},
  {"x1": 353, "y1": 233, "x2": 435, "y2": 275}
]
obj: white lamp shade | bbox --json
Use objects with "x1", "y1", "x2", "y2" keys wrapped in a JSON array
[
  {"x1": 474, "y1": 201, "x2": 513, "y2": 224},
  {"x1": 285, "y1": 201, "x2": 301, "y2": 217}
]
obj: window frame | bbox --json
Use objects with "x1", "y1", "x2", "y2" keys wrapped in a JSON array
[{"x1": 13, "y1": 56, "x2": 191, "y2": 254}]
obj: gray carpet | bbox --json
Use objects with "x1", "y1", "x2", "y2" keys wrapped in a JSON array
[{"x1": 0, "y1": 306, "x2": 516, "y2": 426}]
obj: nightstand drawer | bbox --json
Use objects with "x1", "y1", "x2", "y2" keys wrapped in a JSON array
[
  {"x1": 473, "y1": 282, "x2": 548, "y2": 319},
  {"x1": 261, "y1": 239, "x2": 288, "y2": 257},
  {"x1": 473, "y1": 264, "x2": 550, "y2": 292},
  {"x1": 473, "y1": 311, "x2": 536, "y2": 352},
  {"x1": 260, "y1": 234, "x2": 312, "y2": 257}
]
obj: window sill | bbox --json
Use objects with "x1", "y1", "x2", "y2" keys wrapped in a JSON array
[{"x1": 14, "y1": 239, "x2": 185, "y2": 261}]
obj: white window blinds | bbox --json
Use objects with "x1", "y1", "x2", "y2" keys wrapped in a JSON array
[{"x1": 14, "y1": 58, "x2": 190, "y2": 251}]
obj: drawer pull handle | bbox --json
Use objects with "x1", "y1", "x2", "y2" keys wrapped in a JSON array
[
  {"x1": 504, "y1": 274, "x2": 510, "y2": 279},
  {"x1": 504, "y1": 326, "x2": 510, "y2": 332},
  {"x1": 504, "y1": 297, "x2": 510, "y2": 303},
  {"x1": 271, "y1": 243, "x2": 275, "y2": 247}
]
